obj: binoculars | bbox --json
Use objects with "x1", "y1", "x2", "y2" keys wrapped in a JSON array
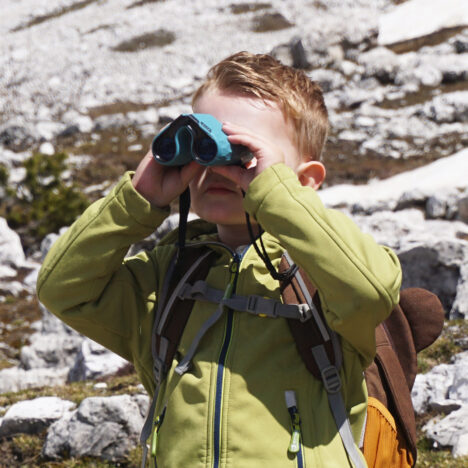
[{"x1": 151, "y1": 113, "x2": 253, "y2": 166}]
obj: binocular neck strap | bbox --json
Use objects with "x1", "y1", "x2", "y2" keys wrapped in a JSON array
[{"x1": 176, "y1": 188, "x2": 191, "y2": 265}]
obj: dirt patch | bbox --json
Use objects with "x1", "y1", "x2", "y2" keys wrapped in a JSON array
[
  {"x1": 112, "y1": 30, "x2": 176, "y2": 52},
  {"x1": 379, "y1": 81, "x2": 468, "y2": 110},
  {"x1": 387, "y1": 26, "x2": 467, "y2": 54},
  {"x1": 321, "y1": 139, "x2": 455, "y2": 187},
  {"x1": 127, "y1": 0, "x2": 165, "y2": 8},
  {"x1": 230, "y1": 2, "x2": 271, "y2": 14},
  {"x1": 87, "y1": 102, "x2": 156, "y2": 120},
  {"x1": 11, "y1": 0, "x2": 98, "y2": 32}
]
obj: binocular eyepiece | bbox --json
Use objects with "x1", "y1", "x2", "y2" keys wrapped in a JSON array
[{"x1": 151, "y1": 113, "x2": 252, "y2": 166}]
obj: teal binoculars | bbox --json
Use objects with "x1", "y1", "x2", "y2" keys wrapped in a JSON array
[{"x1": 152, "y1": 113, "x2": 253, "y2": 166}]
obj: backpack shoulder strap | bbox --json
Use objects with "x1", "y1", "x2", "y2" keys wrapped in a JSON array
[
  {"x1": 279, "y1": 252, "x2": 367, "y2": 468},
  {"x1": 152, "y1": 247, "x2": 216, "y2": 385},
  {"x1": 141, "y1": 246, "x2": 216, "y2": 467},
  {"x1": 279, "y1": 252, "x2": 341, "y2": 379},
  {"x1": 280, "y1": 252, "x2": 444, "y2": 468}
]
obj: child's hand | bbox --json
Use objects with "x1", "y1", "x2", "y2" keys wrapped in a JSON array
[
  {"x1": 132, "y1": 150, "x2": 203, "y2": 208},
  {"x1": 210, "y1": 122, "x2": 286, "y2": 192}
]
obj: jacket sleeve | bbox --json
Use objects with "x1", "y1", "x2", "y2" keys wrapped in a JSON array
[
  {"x1": 36, "y1": 171, "x2": 170, "y2": 363},
  {"x1": 243, "y1": 163, "x2": 402, "y2": 366}
]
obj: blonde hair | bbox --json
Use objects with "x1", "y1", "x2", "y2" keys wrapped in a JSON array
[{"x1": 192, "y1": 51, "x2": 329, "y2": 160}]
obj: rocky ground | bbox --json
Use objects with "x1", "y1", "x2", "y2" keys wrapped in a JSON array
[{"x1": 0, "y1": 0, "x2": 467, "y2": 466}]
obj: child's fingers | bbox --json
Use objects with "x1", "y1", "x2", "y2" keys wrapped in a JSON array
[
  {"x1": 226, "y1": 132, "x2": 264, "y2": 156},
  {"x1": 180, "y1": 161, "x2": 203, "y2": 186},
  {"x1": 209, "y1": 165, "x2": 254, "y2": 192}
]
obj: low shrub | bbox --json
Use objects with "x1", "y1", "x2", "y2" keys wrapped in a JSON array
[{"x1": 0, "y1": 152, "x2": 89, "y2": 252}]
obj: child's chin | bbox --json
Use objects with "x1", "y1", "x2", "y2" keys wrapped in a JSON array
[{"x1": 200, "y1": 210, "x2": 246, "y2": 227}]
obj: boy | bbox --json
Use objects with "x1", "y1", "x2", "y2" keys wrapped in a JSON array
[{"x1": 37, "y1": 52, "x2": 402, "y2": 467}]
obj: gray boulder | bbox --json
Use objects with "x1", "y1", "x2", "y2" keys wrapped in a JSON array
[
  {"x1": 0, "y1": 397, "x2": 75, "y2": 437},
  {"x1": 397, "y1": 239, "x2": 467, "y2": 317},
  {"x1": 413, "y1": 352, "x2": 468, "y2": 455},
  {"x1": 424, "y1": 405, "x2": 468, "y2": 455},
  {"x1": 0, "y1": 217, "x2": 25, "y2": 268},
  {"x1": 0, "y1": 124, "x2": 35, "y2": 152},
  {"x1": 378, "y1": 0, "x2": 468, "y2": 47},
  {"x1": 453, "y1": 433, "x2": 468, "y2": 457},
  {"x1": 350, "y1": 209, "x2": 468, "y2": 318},
  {"x1": 42, "y1": 394, "x2": 149, "y2": 461},
  {"x1": 20, "y1": 332, "x2": 83, "y2": 370},
  {"x1": 270, "y1": 37, "x2": 310, "y2": 70},
  {"x1": 412, "y1": 352, "x2": 468, "y2": 413},
  {"x1": 422, "y1": 91, "x2": 468, "y2": 124},
  {"x1": 68, "y1": 338, "x2": 129, "y2": 382},
  {"x1": 320, "y1": 149, "x2": 468, "y2": 211},
  {"x1": 0, "y1": 367, "x2": 69, "y2": 394}
]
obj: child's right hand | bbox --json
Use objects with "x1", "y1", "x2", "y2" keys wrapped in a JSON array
[{"x1": 132, "y1": 150, "x2": 203, "y2": 208}]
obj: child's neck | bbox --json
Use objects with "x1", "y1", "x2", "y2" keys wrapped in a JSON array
[{"x1": 217, "y1": 222, "x2": 260, "y2": 250}]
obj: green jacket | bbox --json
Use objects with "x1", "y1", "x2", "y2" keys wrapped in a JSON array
[{"x1": 37, "y1": 163, "x2": 402, "y2": 468}]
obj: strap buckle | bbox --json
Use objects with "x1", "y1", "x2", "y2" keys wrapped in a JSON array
[
  {"x1": 298, "y1": 303, "x2": 312, "y2": 322},
  {"x1": 321, "y1": 365, "x2": 342, "y2": 394},
  {"x1": 153, "y1": 355, "x2": 166, "y2": 385},
  {"x1": 178, "y1": 280, "x2": 208, "y2": 300},
  {"x1": 245, "y1": 295, "x2": 258, "y2": 314},
  {"x1": 246, "y1": 295, "x2": 276, "y2": 318}
]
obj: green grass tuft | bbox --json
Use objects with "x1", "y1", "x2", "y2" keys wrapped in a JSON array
[{"x1": 0, "y1": 152, "x2": 90, "y2": 253}]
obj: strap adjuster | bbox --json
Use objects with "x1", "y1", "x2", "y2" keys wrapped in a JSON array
[
  {"x1": 320, "y1": 365, "x2": 342, "y2": 394},
  {"x1": 246, "y1": 295, "x2": 258, "y2": 314},
  {"x1": 298, "y1": 303, "x2": 312, "y2": 322},
  {"x1": 245, "y1": 295, "x2": 277, "y2": 318},
  {"x1": 178, "y1": 280, "x2": 208, "y2": 300},
  {"x1": 153, "y1": 355, "x2": 166, "y2": 385}
]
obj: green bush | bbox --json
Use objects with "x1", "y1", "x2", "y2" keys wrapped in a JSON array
[
  {"x1": 0, "y1": 152, "x2": 89, "y2": 248},
  {"x1": 0, "y1": 163, "x2": 8, "y2": 186}
]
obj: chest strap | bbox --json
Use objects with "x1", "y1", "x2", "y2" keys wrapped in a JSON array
[
  {"x1": 179, "y1": 280, "x2": 313, "y2": 321},
  {"x1": 173, "y1": 281, "x2": 312, "y2": 376}
]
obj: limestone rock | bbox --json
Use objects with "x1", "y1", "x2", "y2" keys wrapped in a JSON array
[
  {"x1": 0, "y1": 367, "x2": 68, "y2": 394},
  {"x1": 68, "y1": 338, "x2": 129, "y2": 382},
  {"x1": 0, "y1": 397, "x2": 75, "y2": 437},
  {"x1": 42, "y1": 394, "x2": 148, "y2": 461},
  {"x1": 424, "y1": 405, "x2": 468, "y2": 450},
  {"x1": 378, "y1": 0, "x2": 468, "y2": 47},
  {"x1": 0, "y1": 217, "x2": 25, "y2": 268}
]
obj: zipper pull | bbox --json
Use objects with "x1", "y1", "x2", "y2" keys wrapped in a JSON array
[
  {"x1": 285, "y1": 390, "x2": 302, "y2": 454},
  {"x1": 224, "y1": 253, "x2": 240, "y2": 300},
  {"x1": 150, "y1": 408, "x2": 166, "y2": 458}
]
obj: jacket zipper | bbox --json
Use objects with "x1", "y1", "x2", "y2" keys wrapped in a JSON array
[
  {"x1": 285, "y1": 390, "x2": 305, "y2": 468},
  {"x1": 213, "y1": 252, "x2": 240, "y2": 468},
  {"x1": 150, "y1": 407, "x2": 166, "y2": 463}
]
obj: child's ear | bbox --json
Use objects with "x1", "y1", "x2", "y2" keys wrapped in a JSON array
[{"x1": 296, "y1": 160, "x2": 326, "y2": 190}]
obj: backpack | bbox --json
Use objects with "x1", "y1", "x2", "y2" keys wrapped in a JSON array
[{"x1": 141, "y1": 245, "x2": 445, "y2": 468}]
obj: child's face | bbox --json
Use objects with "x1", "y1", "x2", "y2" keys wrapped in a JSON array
[{"x1": 189, "y1": 88, "x2": 303, "y2": 228}]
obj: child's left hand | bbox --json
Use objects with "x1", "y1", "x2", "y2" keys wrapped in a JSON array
[{"x1": 208, "y1": 122, "x2": 286, "y2": 192}]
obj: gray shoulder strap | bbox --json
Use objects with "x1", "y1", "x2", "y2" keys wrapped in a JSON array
[{"x1": 311, "y1": 341, "x2": 367, "y2": 468}]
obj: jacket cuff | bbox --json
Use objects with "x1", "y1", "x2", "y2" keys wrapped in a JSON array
[
  {"x1": 243, "y1": 164, "x2": 298, "y2": 219},
  {"x1": 114, "y1": 171, "x2": 170, "y2": 228}
]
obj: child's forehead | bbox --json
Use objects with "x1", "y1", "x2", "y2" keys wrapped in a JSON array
[{"x1": 193, "y1": 87, "x2": 281, "y2": 118}]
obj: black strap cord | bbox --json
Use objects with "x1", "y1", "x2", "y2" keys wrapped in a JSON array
[
  {"x1": 244, "y1": 210, "x2": 298, "y2": 282},
  {"x1": 176, "y1": 187, "x2": 191, "y2": 265}
]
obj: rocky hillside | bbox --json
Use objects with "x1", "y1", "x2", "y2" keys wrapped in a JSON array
[{"x1": 1, "y1": 0, "x2": 467, "y2": 466}]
